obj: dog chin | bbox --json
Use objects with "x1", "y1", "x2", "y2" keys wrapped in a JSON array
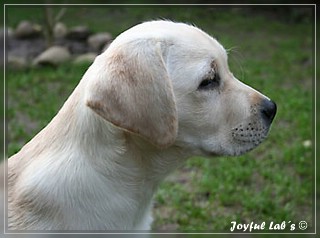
[
  {"x1": 201, "y1": 136, "x2": 268, "y2": 158},
  {"x1": 228, "y1": 138, "x2": 268, "y2": 156}
]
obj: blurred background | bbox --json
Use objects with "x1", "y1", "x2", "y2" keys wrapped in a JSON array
[{"x1": 4, "y1": 4, "x2": 315, "y2": 233}]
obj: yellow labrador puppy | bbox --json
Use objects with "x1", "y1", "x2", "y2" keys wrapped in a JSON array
[{"x1": 7, "y1": 20, "x2": 276, "y2": 230}]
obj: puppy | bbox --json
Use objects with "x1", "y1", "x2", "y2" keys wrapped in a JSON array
[{"x1": 7, "y1": 20, "x2": 276, "y2": 230}]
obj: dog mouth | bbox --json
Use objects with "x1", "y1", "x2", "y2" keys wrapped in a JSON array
[
  {"x1": 229, "y1": 120, "x2": 270, "y2": 156},
  {"x1": 198, "y1": 120, "x2": 271, "y2": 158},
  {"x1": 196, "y1": 99, "x2": 277, "y2": 158},
  {"x1": 231, "y1": 121, "x2": 269, "y2": 144}
]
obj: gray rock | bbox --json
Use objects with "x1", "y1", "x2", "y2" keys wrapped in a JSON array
[
  {"x1": 101, "y1": 42, "x2": 111, "y2": 53},
  {"x1": 7, "y1": 27, "x2": 14, "y2": 38},
  {"x1": 87, "y1": 32, "x2": 112, "y2": 52},
  {"x1": 66, "y1": 26, "x2": 91, "y2": 40},
  {"x1": 15, "y1": 20, "x2": 41, "y2": 39},
  {"x1": 7, "y1": 37, "x2": 46, "y2": 60},
  {"x1": 73, "y1": 52, "x2": 97, "y2": 65},
  {"x1": 33, "y1": 46, "x2": 71, "y2": 66},
  {"x1": 8, "y1": 55, "x2": 28, "y2": 69},
  {"x1": 54, "y1": 22, "x2": 68, "y2": 39},
  {"x1": 1, "y1": 27, "x2": 13, "y2": 39}
]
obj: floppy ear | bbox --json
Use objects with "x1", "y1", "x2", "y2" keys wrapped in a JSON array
[{"x1": 85, "y1": 39, "x2": 177, "y2": 148}]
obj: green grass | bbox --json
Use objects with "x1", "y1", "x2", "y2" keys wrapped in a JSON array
[{"x1": 6, "y1": 6, "x2": 314, "y2": 233}]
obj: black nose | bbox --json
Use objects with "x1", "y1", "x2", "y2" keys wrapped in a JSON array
[{"x1": 260, "y1": 99, "x2": 277, "y2": 124}]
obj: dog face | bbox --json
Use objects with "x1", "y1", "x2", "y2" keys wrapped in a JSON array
[
  {"x1": 86, "y1": 20, "x2": 276, "y2": 157},
  {"x1": 164, "y1": 24, "x2": 277, "y2": 156}
]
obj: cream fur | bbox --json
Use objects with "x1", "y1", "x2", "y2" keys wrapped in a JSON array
[{"x1": 6, "y1": 20, "x2": 276, "y2": 231}]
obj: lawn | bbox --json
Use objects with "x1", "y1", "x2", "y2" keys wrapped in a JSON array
[{"x1": 5, "y1": 5, "x2": 314, "y2": 233}]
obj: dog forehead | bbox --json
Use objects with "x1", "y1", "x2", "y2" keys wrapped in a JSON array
[
  {"x1": 120, "y1": 20, "x2": 198, "y2": 37},
  {"x1": 115, "y1": 20, "x2": 227, "y2": 60}
]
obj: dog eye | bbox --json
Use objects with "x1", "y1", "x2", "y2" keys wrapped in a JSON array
[{"x1": 198, "y1": 73, "x2": 220, "y2": 90}]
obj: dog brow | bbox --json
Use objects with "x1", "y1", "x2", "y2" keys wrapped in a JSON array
[{"x1": 210, "y1": 60, "x2": 218, "y2": 71}]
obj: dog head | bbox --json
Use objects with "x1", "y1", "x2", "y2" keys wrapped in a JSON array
[{"x1": 85, "y1": 20, "x2": 276, "y2": 156}]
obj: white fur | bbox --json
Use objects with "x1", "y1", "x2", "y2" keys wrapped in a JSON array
[{"x1": 7, "y1": 20, "x2": 275, "y2": 230}]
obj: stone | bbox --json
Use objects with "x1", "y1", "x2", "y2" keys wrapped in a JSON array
[
  {"x1": 87, "y1": 32, "x2": 112, "y2": 52},
  {"x1": 8, "y1": 55, "x2": 28, "y2": 69},
  {"x1": 66, "y1": 26, "x2": 91, "y2": 40},
  {"x1": 7, "y1": 37, "x2": 46, "y2": 60},
  {"x1": 33, "y1": 46, "x2": 71, "y2": 66},
  {"x1": 1, "y1": 27, "x2": 13, "y2": 39},
  {"x1": 101, "y1": 42, "x2": 111, "y2": 53},
  {"x1": 15, "y1": 20, "x2": 41, "y2": 39},
  {"x1": 54, "y1": 22, "x2": 68, "y2": 39},
  {"x1": 7, "y1": 27, "x2": 14, "y2": 38},
  {"x1": 73, "y1": 52, "x2": 97, "y2": 65}
]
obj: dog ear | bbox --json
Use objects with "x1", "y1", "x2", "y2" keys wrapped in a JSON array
[{"x1": 85, "y1": 40, "x2": 177, "y2": 148}]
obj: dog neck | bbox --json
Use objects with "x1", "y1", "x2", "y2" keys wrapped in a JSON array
[
  {"x1": 77, "y1": 97, "x2": 188, "y2": 186},
  {"x1": 9, "y1": 90, "x2": 189, "y2": 230}
]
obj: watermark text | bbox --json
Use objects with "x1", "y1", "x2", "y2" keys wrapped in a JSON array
[{"x1": 230, "y1": 220, "x2": 308, "y2": 232}]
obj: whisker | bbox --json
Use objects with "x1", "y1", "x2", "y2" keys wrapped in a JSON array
[{"x1": 227, "y1": 46, "x2": 246, "y2": 82}]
